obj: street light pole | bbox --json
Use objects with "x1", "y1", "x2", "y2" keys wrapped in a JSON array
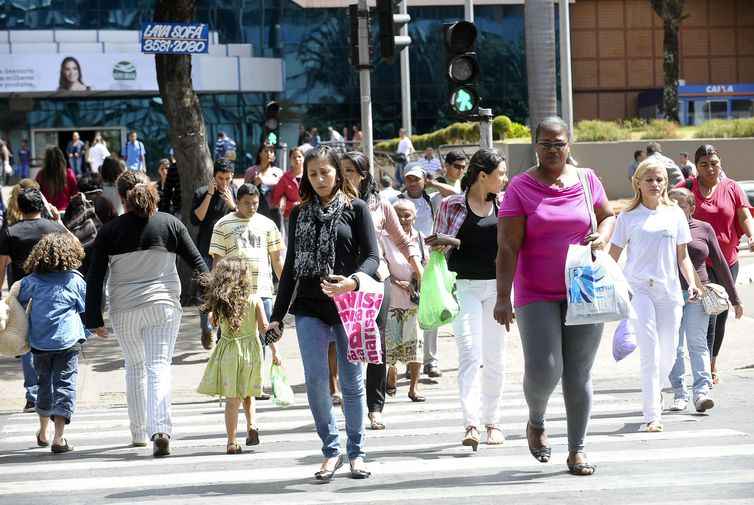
[
  {"x1": 559, "y1": 0, "x2": 574, "y2": 134},
  {"x1": 399, "y1": 0, "x2": 412, "y2": 136},
  {"x1": 358, "y1": 0, "x2": 375, "y2": 172},
  {"x1": 464, "y1": 0, "x2": 474, "y2": 22}
]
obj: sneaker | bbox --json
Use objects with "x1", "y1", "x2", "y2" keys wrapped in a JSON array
[
  {"x1": 694, "y1": 395, "x2": 715, "y2": 413},
  {"x1": 669, "y1": 398, "x2": 688, "y2": 412},
  {"x1": 22, "y1": 400, "x2": 35, "y2": 413},
  {"x1": 424, "y1": 365, "x2": 442, "y2": 378}
]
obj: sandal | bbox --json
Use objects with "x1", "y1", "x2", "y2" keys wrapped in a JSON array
[
  {"x1": 246, "y1": 427, "x2": 260, "y2": 446},
  {"x1": 712, "y1": 372, "x2": 720, "y2": 385},
  {"x1": 386, "y1": 386, "x2": 397, "y2": 397},
  {"x1": 315, "y1": 454, "x2": 344, "y2": 482},
  {"x1": 349, "y1": 457, "x2": 371, "y2": 479},
  {"x1": 408, "y1": 392, "x2": 425, "y2": 402},
  {"x1": 36, "y1": 431, "x2": 49, "y2": 447},
  {"x1": 526, "y1": 422, "x2": 551, "y2": 463},
  {"x1": 644, "y1": 421, "x2": 663, "y2": 432},
  {"x1": 485, "y1": 425, "x2": 505, "y2": 445},
  {"x1": 51, "y1": 439, "x2": 74, "y2": 454},
  {"x1": 567, "y1": 452, "x2": 596, "y2": 476},
  {"x1": 462, "y1": 426, "x2": 480, "y2": 452},
  {"x1": 368, "y1": 412, "x2": 385, "y2": 430},
  {"x1": 226, "y1": 441, "x2": 243, "y2": 454}
]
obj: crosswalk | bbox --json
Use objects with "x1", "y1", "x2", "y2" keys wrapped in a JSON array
[{"x1": 1, "y1": 375, "x2": 753, "y2": 505}]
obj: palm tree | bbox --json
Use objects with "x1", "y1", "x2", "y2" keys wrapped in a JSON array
[
  {"x1": 650, "y1": 0, "x2": 687, "y2": 122},
  {"x1": 524, "y1": 0, "x2": 557, "y2": 139}
]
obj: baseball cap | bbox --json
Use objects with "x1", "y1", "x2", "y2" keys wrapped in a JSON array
[{"x1": 404, "y1": 166, "x2": 426, "y2": 180}]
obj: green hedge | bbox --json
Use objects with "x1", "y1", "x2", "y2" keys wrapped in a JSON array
[
  {"x1": 375, "y1": 115, "x2": 530, "y2": 152},
  {"x1": 574, "y1": 120, "x2": 630, "y2": 141},
  {"x1": 640, "y1": 119, "x2": 681, "y2": 140},
  {"x1": 694, "y1": 118, "x2": 754, "y2": 138}
]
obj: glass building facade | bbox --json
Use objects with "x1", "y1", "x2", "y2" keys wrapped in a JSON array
[{"x1": 0, "y1": 0, "x2": 529, "y2": 169}]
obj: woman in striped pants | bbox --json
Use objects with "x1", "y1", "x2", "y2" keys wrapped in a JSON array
[{"x1": 85, "y1": 171, "x2": 208, "y2": 457}]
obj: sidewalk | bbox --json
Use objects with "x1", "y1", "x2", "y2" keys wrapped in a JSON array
[{"x1": 2, "y1": 292, "x2": 753, "y2": 414}]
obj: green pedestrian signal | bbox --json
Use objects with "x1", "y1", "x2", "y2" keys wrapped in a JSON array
[
  {"x1": 450, "y1": 87, "x2": 478, "y2": 115},
  {"x1": 267, "y1": 131, "x2": 278, "y2": 145}
]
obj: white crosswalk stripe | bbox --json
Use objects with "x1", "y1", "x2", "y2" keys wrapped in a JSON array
[{"x1": 0, "y1": 379, "x2": 751, "y2": 504}]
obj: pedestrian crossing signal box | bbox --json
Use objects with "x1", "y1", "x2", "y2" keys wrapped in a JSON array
[
  {"x1": 262, "y1": 101, "x2": 280, "y2": 147},
  {"x1": 445, "y1": 21, "x2": 480, "y2": 117}
]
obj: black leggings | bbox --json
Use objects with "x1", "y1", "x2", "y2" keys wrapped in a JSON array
[
  {"x1": 706, "y1": 261, "x2": 739, "y2": 358},
  {"x1": 366, "y1": 278, "x2": 391, "y2": 414}
]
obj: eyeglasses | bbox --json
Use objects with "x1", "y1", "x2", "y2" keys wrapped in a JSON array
[{"x1": 537, "y1": 142, "x2": 568, "y2": 151}]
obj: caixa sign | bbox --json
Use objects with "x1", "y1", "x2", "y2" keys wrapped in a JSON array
[
  {"x1": 140, "y1": 22, "x2": 209, "y2": 55},
  {"x1": 706, "y1": 85, "x2": 735, "y2": 93}
]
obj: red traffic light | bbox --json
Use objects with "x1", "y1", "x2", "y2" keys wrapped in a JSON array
[{"x1": 445, "y1": 21, "x2": 476, "y2": 54}]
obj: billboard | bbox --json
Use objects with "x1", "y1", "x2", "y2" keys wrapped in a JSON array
[
  {"x1": 0, "y1": 53, "x2": 158, "y2": 93},
  {"x1": 140, "y1": 22, "x2": 210, "y2": 55}
]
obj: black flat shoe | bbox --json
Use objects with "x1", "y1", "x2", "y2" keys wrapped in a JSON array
[
  {"x1": 152, "y1": 433, "x2": 170, "y2": 458},
  {"x1": 526, "y1": 422, "x2": 551, "y2": 463},
  {"x1": 567, "y1": 452, "x2": 596, "y2": 476},
  {"x1": 36, "y1": 431, "x2": 49, "y2": 447},
  {"x1": 408, "y1": 392, "x2": 426, "y2": 402},
  {"x1": 315, "y1": 454, "x2": 344, "y2": 482},
  {"x1": 246, "y1": 428, "x2": 260, "y2": 446},
  {"x1": 51, "y1": 439, "x2": 73, "y2": 454}
]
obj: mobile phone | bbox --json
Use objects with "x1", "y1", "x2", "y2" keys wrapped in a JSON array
[{"x1": 263, "y1": 327, "x2": 281, "y2": 345}]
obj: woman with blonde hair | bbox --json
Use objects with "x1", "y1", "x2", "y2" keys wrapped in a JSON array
[
  {"x1": 609, "y1": 159, "x2": 702, "y2": 433},
  {"x1": 6, "y1": 179, "x2": 43, "y2": 226}
]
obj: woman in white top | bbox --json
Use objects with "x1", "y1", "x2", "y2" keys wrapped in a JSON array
[
  {"x1": 88, "y1": 133, "x2": 110, "y2": 174},
  {"x1": 609, "y1": 159, "x2": 702, "y2": 433}
]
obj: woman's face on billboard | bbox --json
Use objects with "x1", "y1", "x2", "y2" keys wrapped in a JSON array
[{"x1": 63, "y1": 60, "x2": 80, "y2": 84}]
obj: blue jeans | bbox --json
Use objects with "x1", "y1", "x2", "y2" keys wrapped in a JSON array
[
  {"x1": 669, "y1": 301, "x2": 712, "y2": 402},
  {"x1": 295, "y1": 315, "x2": 366, "y2": 460},
  {"x1": 33, "y1": 347, "x2": 79, "y2": 423},
  {"x1": 200, "y1": 255, "x2": 214, "y2": 335},
  {"x1": 22, "y1": 352, "x2": 38, "y2": 403}
]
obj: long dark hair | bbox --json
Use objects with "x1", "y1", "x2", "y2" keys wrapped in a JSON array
[
  {"x1": 299, "y1": 146, "x2": 357, "y2": 204},
  {"x1": 101, "y1": 156, "x2": 125, "y2": 184},
  {"x1": 460, "y1": 148, "x2": 506, "y2": 192},
  {"x1": 59, "y1": 56, "x2": 86, "y2": 90},
  {"x1": 342, "y1": 151, "x2": 379, "y2": 202},
  {"x1": 40, "y1": 146, "x2": 68, "y2": 197}
]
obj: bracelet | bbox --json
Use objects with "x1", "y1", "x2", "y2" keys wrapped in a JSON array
[{"x1": 349, "y1": 274, "x2": 360, "y2": 291}]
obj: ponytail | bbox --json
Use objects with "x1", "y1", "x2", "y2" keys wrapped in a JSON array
[{"x1": 126, "y1": 182, "x2": 159, "y2": 218}]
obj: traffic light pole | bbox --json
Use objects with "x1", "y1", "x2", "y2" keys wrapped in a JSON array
[
  {"x1": 357, "y1": 0, "x2": 375, "y2": 173},
  {"x1": 479, "y1": 107, "x2": 493, "y2": 149},
  {"x1": 559, "y1": 0, "x2": 574, "y2": 135},
  {"x1": 464, "y1": 0, "x2": 474, "y2": 22},
  {"x1": 399, "y1": 0, "x2": 412, "y2": 136}
]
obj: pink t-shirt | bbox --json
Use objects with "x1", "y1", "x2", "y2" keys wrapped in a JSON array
[
  {"x1": 682, "y1": 177, "x2": 751, "y2": 267},
  {"x1": 499, "y1": 169, "x2": 607, "y2": 307}
]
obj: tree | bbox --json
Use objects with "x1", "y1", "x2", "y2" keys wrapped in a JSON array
[
  {"x1": 524, "y1": 0, "x2": 557, "y2": 141},
  {"x1": 650, "y1": 0, "x2": 687, "y2": 122},
  {"x1": 154, "y1": 0, "x2": 213, "y2": 302}
]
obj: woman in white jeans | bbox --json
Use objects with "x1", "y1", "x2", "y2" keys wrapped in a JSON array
[
  {"x1": 609, "y1": 160, "x2": 701, "y2": 433},
  {"x1": 84, "y1": 171, "x2": 208, "y2": 457},
  {"x1": 429, "y1": 148, "x2": 508, "y2": 451}
]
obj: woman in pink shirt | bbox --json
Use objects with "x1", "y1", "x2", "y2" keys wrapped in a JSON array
[
  {"x1": 36, "y1": 146, "x2": 78, "y2": 211},
  {"x1": 495, "y1": 117, "x2": 615, "y2": 476},
  {"x1": 679, "y1": 144, "x2": 754, "y2": 382}
]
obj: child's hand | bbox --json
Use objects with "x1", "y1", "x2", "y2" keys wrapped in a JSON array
[
  {"x1": 94, "y1": 326, "x2": 108, "y2": 338},
  {"x1": 270, "y1": 342, "x2": 281, "y2": 366}
]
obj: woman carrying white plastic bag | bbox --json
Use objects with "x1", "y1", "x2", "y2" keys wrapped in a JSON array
[{"x1": 608, "y1": 159, "x2": 702, "y2": 433}]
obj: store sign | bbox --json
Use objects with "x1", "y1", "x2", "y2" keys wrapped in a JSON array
[{"x1": 140, "y1": 22, "x2": 209, "y2": 55}]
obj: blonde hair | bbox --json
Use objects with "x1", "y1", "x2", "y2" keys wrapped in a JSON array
[
  {"x1": 393, "y1": 199, "x2": 416, "y2": 215},
  {"x1": 8, "y1": 179, "x2": 41, "y2": 226},
  {"x1": 625, "y1": 158, "x2": 675, "y2": 212}
]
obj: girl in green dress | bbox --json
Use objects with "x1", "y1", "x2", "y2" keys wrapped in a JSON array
[{"x1": 197, "y1": 257, "x2": 276, "y2": 454}]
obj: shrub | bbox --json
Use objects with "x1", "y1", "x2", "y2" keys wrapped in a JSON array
[
  {"x1": 574, "y1": 120, "x2": 629, "y2": 141},
  {"x1": 508, "y1": 122, "x2": 531, "y2": 139},
  {"x1": 640, "y1": 119, "x2": 681, "y2": 140},
  {"x1": 695, "y1": 118, "x2": 754, "y2": 139},
  {"x1": 619, "y1": 118, "x2": 647, "y2": 131}
]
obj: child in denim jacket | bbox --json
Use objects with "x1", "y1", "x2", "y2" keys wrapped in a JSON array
[{"x1": 17, "y1": 232, "x2": 86, "y2": 453}]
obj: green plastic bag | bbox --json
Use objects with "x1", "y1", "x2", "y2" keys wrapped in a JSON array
[
  {"x1": 418, "y1": 250, "x2": 459, "y2": 330},
  {"x1": 270, "y1": 364, "x2": 295, "y2": 407}
]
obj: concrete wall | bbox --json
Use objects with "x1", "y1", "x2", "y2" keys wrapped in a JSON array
[{"x1": 495, "y1": 138, "x2": 754, "y2": 200}]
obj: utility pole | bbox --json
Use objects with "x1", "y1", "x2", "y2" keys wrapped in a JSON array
[
  {"x1": 559, "y1": 0, "x2": 574, "y2": 134},
  {"x1": 479, "y1": 107, "x2": 493, "y2": 148},
  {"x1": 464, "y1": 0, "x2": 474, "y2": 22},
  {"x1": 357, "y1": 0, "x2": 375, "y2": 172},
  {"x1": 399, "y1": 0, "x2": 411, "y2": 136}
]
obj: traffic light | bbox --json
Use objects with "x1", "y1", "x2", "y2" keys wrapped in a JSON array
[
  {"x1": 262, "y1": 101, "x2": 280, "y2": 146},
  {"x1": 445, "y1": 21, "x2": 480, "y2": 117},
  {"x1": 377, "y1": 0, "x2": 411, "y2": 63}
]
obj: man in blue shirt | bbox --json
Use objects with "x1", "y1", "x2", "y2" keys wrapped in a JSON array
[
  {"x1": 66, "y1": 132, "x2": 85, "y2": 176},
  {"x1": 121, "y1": 130, "x2": 146, "y2": 171},
  {"x1": 214, "y1": 132, "x2": 236, "y2": 161},
  {"x1": 17, "y1": 139, "x2": 31, "y2": 179}
]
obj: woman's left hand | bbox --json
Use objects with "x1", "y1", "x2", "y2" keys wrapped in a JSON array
[
  {"x1": 584, "y1": 232, "x2": 606, "y2": 251},
  {"x1": 321, "y1": 274, "x2": 357, "y2": 298},
  {"x1": 687, "y1": 286, "x2": 702, "y2": 301}
]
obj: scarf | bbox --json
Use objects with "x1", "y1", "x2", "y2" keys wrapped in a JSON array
[{"x1": 294, "y1": 192, "x2": 347, "y2": 278}]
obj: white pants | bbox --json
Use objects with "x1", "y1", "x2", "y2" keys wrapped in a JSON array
[
  {"x1": 631, "y1": 283, "x2": 683, "y2": 423},
  {"x1": 111, "y1": 303, "x2": 182, "y2": 442},
  {"x1": 452, "y1": 279, "x2": 506, "y2": 428}
]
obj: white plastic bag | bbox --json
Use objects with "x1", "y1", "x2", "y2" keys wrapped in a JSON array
[
  {"x1": 270, "y1": 364, "x2": 295, "y2": 407},
  {"x1": 0, "y1": 282, "x2": 30, "y2": 357},
  {"x1": 565, "y1": 245, "x2": 633, "y2": 326},
  {"x1": 612, "y1": 319, "x2": 637, "y2": 361}
]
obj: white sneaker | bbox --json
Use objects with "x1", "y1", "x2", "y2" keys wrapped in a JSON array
[
  {"x1": 694, "y1": 395, "x2": 715, "y2": 413},
  {"x1": 669, "y1": 398, "x2": 688, "y2": 412}
]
